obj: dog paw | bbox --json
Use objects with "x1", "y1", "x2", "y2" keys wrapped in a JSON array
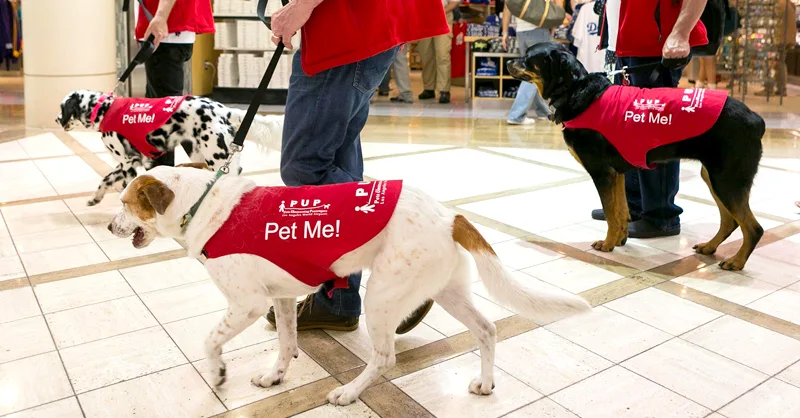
[
  {"x1": 693, "y1": 242, "x2": 717, "y2": 255},
  {"x1": 719, "y1": 257, "x2": 745, "y2": 271},
  {"x1": 591, "y1": 240, "x2": 615, "y2": 252},
  {"x1": 617, "y1": 233, "x2": 628, "y2": 247},
  {"x1": 86, "y1": 198, "x2": 99, "y2": 207},
  {"x1": 211, "y1": 366, "x2": 227, "y2": 387},
  {"x1": 469, "y1": 377, "x2": 494, "y2": 396},
  {"x1": 251, "y1": 369, "x2": 285, "y2": 388},
  {"x1": 327, "y1": 385, "x2": 359, "y2": 406}
]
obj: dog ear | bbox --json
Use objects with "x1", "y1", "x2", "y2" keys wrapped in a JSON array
[
  {"x1": 62, "y1": 93, "x2": 82, "y2": 124},
  {"x1": 140, "y1": 178, "x2": 175, "y2": 215},
  {"x1": 176, "y1": 162, "x2": 210, "y2": 170}
]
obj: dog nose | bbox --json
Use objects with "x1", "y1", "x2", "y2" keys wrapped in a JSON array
[{"x1": 107, "y1": 223, "x2": 113, "y2": 233}]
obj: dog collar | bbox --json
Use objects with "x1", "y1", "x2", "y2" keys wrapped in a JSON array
[
  {"x1": 90, "y1": 93, "x2": 114, "y2": 127},
  {"x1": 180, "y1": 169, "x2": 225, "y2": 231}
]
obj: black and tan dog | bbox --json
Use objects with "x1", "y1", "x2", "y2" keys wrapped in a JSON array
[{"x1": 507, "y1": 42, "x2": 765, "y2": 271}]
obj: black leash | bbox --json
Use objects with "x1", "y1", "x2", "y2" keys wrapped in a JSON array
[{"x1": 605, "y1": 56, "x2": 691, "y2": 86}]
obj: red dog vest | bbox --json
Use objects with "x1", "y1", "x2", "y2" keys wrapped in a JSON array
[
  {"x1": 563, "y1": 86, "x2": 728, "y2": 169},
  {"x1": 203, "y1": 180, "x2": 403, "y2": 295},
  {"x1": 96, "y1": 96, "x2": 187, "y2": 159}
]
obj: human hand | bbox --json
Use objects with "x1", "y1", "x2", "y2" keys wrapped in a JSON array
[
  {"x1": 502, "y1": 34, "x2": 509, "y2": 50},
  {"x1": 143, "y1": 14, "x2": 169, "y2": 48},
  {"x1": 270, "y1": 0, "x2": 318, "y2": 49},
  {"x1": 662, "y1": 31, "x2": 691, "y2": 59}
]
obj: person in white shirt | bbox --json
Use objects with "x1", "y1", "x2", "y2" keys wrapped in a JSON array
[{"x1": 571, "y1": 1, "x2": 605, "y2": 73}]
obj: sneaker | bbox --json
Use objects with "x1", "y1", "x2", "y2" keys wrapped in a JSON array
[
  {"x1": 507, "y1": 117, "x2": 536, "y2": 126},
  {"x1": 265, "y1": 294, "x2": 359, "y2": 332},
  {"x1": 591, "y1": 209, "x2": 606, "y2": 221},
  {"x1": 438, "y1": 92, "x2": 451, "y2": 104},
  {"x1": 390, "y1": 96, "x2": 413, "y2": 103},
  {"x1": 754, "y1": 89, "x2": 778, "y2": 97},
  {"x1": 378, "y1": 90, "x2": 390, "y2": 96},
  {"x1": 628, "y1": 219, "x2": 680, "y2": 239},
  {"x1": 395, "y1": 300, "x2": 435, "y2": 335},
  {"x1": 695, "y1": 81, "x2": 705, "y2": 89},
  {"x1": 418, "y1": 90, "x2": 436, "y2": 100}
]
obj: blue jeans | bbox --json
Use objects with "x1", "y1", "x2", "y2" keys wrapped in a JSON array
[
  {"x1": 508, "y1": 28, "x2": 552, "y2": 122},
  {"x1": 614, "y1": 56, "x2": 685, "y2": 230},
  {"x1": 280, "y1": 46, "x2": 399, "y2": 317}
]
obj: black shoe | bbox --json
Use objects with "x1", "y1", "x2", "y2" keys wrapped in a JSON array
[
  {"x1": 628, "y1": 219, "x2": 680, "y2": 239},
  {"x1": 396, "y1": 300, "x2": 435, "y2": 334},
  {"x1": 390, "y1": 96, "x2": 413, "y2": 103},
  {"x1": 438, "y1": 92, "x2": 451, "y2": 104},
  {"x1": 265, "y1": 294, "x2": 359, "y2": 332},
  {"x1": 591, "y1": 209, "x2": 606, "y2": 221},
  {"x1": 378, "y1": 90, "x2": 390, "y2": 96},
  {"x1": 418, "y1": 90, "x2": 436, "y2": 100}
]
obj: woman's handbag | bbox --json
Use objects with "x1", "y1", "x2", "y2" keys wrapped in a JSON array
[{"x1": 506, "y1": 0, "x2": 566, "y2": 29}]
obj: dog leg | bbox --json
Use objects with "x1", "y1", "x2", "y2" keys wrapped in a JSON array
[
  {"x1": 434, "y1": 260, "x2": 497, "y2": 396},
  {"x1": 706, "y1": 171, "x2": 764, "y2": 271},
  {"x1": 590, "y1": 170, "x2": 626, "y2": 252},
  {"x1": 88, "y1": 164, "x2": 124, "y2": 206},
  {"x1": 694, "y1": 166, "x2": 739, "y2": 255},
  {"x1": 252, "y1": 298, "x2": 298, "y2": 388},
  {"x1": 205, "y1": 304, "x2": 262, "y2": 387}
]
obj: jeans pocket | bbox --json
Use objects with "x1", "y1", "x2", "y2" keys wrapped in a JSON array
[{"x1": 353, "y1": 46, "x2": 399, "y2": 94}]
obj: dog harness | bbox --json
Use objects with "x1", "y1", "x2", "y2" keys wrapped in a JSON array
[
  {"x1": 563, "y1": 86, "x2": 728, "y2": 169},
  {"x1": 92, "y1": 95, "x2": 187, "y2": 159},
  {"x1": 202, "y1": 180, "x2": 403, "y2": 296}
]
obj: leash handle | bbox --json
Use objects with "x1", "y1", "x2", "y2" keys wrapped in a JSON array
[
  {"x1": 119, "y1": 34, "x2": 156, "y2": 84},
  {"x1": 227, "y1": 0, "x2": 290, "y2": 156}
]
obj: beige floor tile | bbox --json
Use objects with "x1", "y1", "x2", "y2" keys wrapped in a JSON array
[
  {"x1": 95, "y1": 152, "x2": 118, "y2": 168},
  {"x1": 12, "y1": 226, "x2": 94, "y2": 254},
  {"x1": 736, "y1": 254, "x2": 800, "y2": 287},
  {"x1": 327, "y1": 319, "x2": 444, "y2": 362},
  {"x1": 246, "y1": 172, "x2": 285, "y2": 187},
  {"x1": 3, "y1": 397, "x2": 83, "y2": 418},
  {"x1": 673, "y1": 267, "x2": 781, "y2": 306},
  {"x1": 361, "y1": 142, "x2": 449, "y2": 159},
  {"x1": 480, "y1": 147, "x2": 585, "y2": 172},
  {"x1": 46, "y1": 296, "x2": 158, "y2": 348},
  {"x1": 472, "y1": 223, "x2": 517, "y2": 245},
  {"x1": 81, "y1": 222, "x2": 118, "y2": 243},
  {"x1": 69, "y1": 131, "x2": 106, "y2": 153},
  {"x1": 2, "y1": 205, "x2": 79, "y2": 236},
  {"x1": 0, "y1": 287, "x2": 41, "y2": 324},
  {"x1": 585, "y1": 239, "x2": 685, "y2": 271},
  {"x1": 63, "y1": 192, "x2": 121, "y2": 213},
  {"x1": 164, "y1": 310, "x2": 276, "y2": 361},
  {"x1": 0, "y1": 254, "x2": 25, "y2": 283},
  {"x1": 34, "y1": 156, "x2": 101, "y2": 195},
  {"x1": 550, "y1": 366, "x2": 710, "y2": 418},
  {"x1": 393, "y1": 353, "x2": 542, "y2": 418},
  {"x1": 293, "y1": 400, "x2": 377, "y2": 418},
  {"x1": 120, "y1": 257, "x2": 211, "y2": 294},
  {"x1": 72, "y1": 203, "x2": 122, "y2": 226},
  {"x1": 683, "y1": 316, "x2": 800, "y2": 375},
  {"x1": 492, "y1": 239, "x2": 564, "y2": 271},
  {"x1": 140, "y1": 280, "x2": 228, "y2": 324},
  {"x1": 194, "y1": 341, "x2": 329, "y2": 409},
  {"x1": 20, "y1": 242, "x2": 109, "y2": 276},
  {"x1": 539, "y1": 223, "x2": 605, "y2": 252},
  {"x1": 237, "y1": 144, "x2": 281, "y2": 174},
  {"x1": 545, "y1": 306, "x2": 671, "y2": 363},
  {"x1": 365, "y1": 148, "x2": 580, "y2": 202},
  {"x1": 17, "y1": 133, "x2": 73, "y2": 158},
  {"x1": 505, "y1": 398, "x2": 578, "y2": 418},
  {"x1": 0, "y1": 212, "x2": 8, "y2": 238},
  {"x1": 422, "y1": 295, "x2": 513, "y2": 337},
  {"x1": 34, "y1": 271, "x2": 133, "y2": 313},
  {"x1": 720, "y1": 378, "x2": 800, "y2": 418},
  {"x1": 522, "y1": 258, "x2": 624, "y2": 294},
  {"x1": 791, "y1": 282, "x2": 800, "y2": 292},
  {"x1": 1, "y1": 200, "x2": 71, "y2": 221},
  {"x1": 777, "y1": 361, "x2": 800, "y2": 388},
  {"x1": 97, "y1": 236, "x2": 182, "y2": 261},
  {"x1": 748, "y1": 289, "x2": 800, "y2": 325},
  {"x1": 604, "y1": 288, "x2": 723, "y2": 335},
  {"x1": 623, "y1": 338, "x2": 767, "y2": 410},
  {"x1": 754, "y1": 235, "x2": 800, "y2": 267},
  {"x1": 78, "y1": 364, "x2": 226, "y2": 418},
  {"x1": 0, "y1": 316, "x2": 55, "y2": 364},
  {"x1": 0, "y1": 236, "x2": 15, "y2": 257},
  {"x1": 0, "y1": 140, "x2": 30, "y2": 162},
  {"x1": 494, "y1": 328, "x2": 612, "y2": 395},
  {"x1": 0, "y1": 352, "x2": 74, "y2": 415},
  {"x1": 0, "y1": 161, "x2": 57, "y2": 203},
  {"x1": 60, "y1": 327, "x2": 186, "y2": 393}
]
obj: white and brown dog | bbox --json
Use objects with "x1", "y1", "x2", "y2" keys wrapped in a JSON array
[
  {"x1": 108, "y1": 164, "x2": 591, "y2": 406},
  {"x1": 56, "y1": 90, "x2": 283, "y2": 206}
]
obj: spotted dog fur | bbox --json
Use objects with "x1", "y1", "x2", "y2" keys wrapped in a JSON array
[{"x1": 56, "y1": 90, "x2": 283, "y2": 206}]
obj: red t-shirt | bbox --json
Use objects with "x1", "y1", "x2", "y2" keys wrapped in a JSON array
[
  {"x1": 563, "y1": 86, "x2": 728, "y2": 169},
  {"x1": 135, "y1": 0, "x2": 215, "y2": 40},
  {"x1": 97, "y1": 96, "x2": 187, "y2": 159},
  {"x1": 616, "y1": 0, "x2": 708, "y2": 57},
  {"x1": 301, "y1": 0, "x2": 451, "y2": 76},
  {"x1": 203, "y1": 180, "x2": 403, "y2": 294}
]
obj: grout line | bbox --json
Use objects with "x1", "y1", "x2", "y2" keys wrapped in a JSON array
[
  {"x1": 676, "y1": 193, "x2": 793, "y2": 224},
  {"x1": 443, "y1": 176, "x2": 590, "y2": 207},
  {"x1": 472, "y1": 146, "x2": 588, "y2": 175}
]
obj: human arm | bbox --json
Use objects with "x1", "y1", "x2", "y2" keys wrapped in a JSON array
[
  {"x1": 502, "y1": 4, "x2": 511, "y2": 50},
  {"x1": 663, "y1": 0, "x2": 708, "y2": 58},
  {"x1": 445, "y1": 0, "x2": 460, "y2": 13},
  {"x1": 270, "y1": 0, "x2": 325, "y2": 49},
  {"x1": 143, "y1": 0, "x2": 177, "y2": 48}
]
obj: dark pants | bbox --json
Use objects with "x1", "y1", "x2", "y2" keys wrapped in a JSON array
[
  {"x1": 144, "y1": 43, "x2": 193, "y2": 167},
  {"x1": 614, "y1": 56, "x2": 685, "y2": 230},
  {"x1": 280, "y1": 46, "x2": 399, "y2": 317}
]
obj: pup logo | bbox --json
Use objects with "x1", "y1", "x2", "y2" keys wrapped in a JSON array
[
  {"x1": 681, "y1": 88, "x2": 706, "y2": 113},
  {"x1": 162, "y1": 96, "x2": 181, "y2": 113},
  {"x1": 632, "y1": 99, "x2": 666, "y2": 112},
  {"x1": 354, "y1": 181, "x2": 389, "y2": 215},
  {"x1": 279, "y1": 199, "x2": 330, "y2": 217},
  {"x1": 128, "y1": 102, "x2": 154, "y2": 112}
]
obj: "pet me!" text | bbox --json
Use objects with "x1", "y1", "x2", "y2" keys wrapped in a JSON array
[
  {"x1": 624, "y1": 111, "x2": 673, "y2": 125},
  {"x1": 265, "y1": 220, "x2": 341, "y2": 240},
  {"x1": 122, "y1": 113, "x2": 156, "y2": 124}
]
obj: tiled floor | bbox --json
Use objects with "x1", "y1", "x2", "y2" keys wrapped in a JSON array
[{"x1": 2, "y1": 83, "x2": 800, "y2": 417}]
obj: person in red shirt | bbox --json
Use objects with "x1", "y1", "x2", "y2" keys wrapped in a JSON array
[
  {"x1": 136, "y1": 0, "x2": 214, "y2": 168},
  {"x1": 592, "y1": 0, "x2": 709, "y2": 239},
  {"x1": 264, "y1": 0, "x2": 450, "y2": 334}
]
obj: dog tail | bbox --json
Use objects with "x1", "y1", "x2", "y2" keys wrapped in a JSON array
[
  {"x1": 451, "y1": 215, "x2": 591, "y2": 324},
  {"x1": 228, "y1": 109, "x2": 284, "y2": 152}
]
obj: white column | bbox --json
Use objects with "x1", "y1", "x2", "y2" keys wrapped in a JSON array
[{"x1": 22, "y1": 0, "x2": 117, "y2": 128}]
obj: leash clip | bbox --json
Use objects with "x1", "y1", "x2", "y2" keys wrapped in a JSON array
[{"x1": 219, "y1": 143, "x2": 243, "y2": 174}]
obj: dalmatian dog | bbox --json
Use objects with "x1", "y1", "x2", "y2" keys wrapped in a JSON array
[{"x1": 56, "y1": 90, "x2": 283, "y2": 206}]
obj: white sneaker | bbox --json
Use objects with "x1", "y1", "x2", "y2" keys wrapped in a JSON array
[
  {"x1": 507, "y1": 117, "x2": 536, "y2": 126},
  {"x1": 695, "y1": 81, "x2": 705, "y2": 89}
]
